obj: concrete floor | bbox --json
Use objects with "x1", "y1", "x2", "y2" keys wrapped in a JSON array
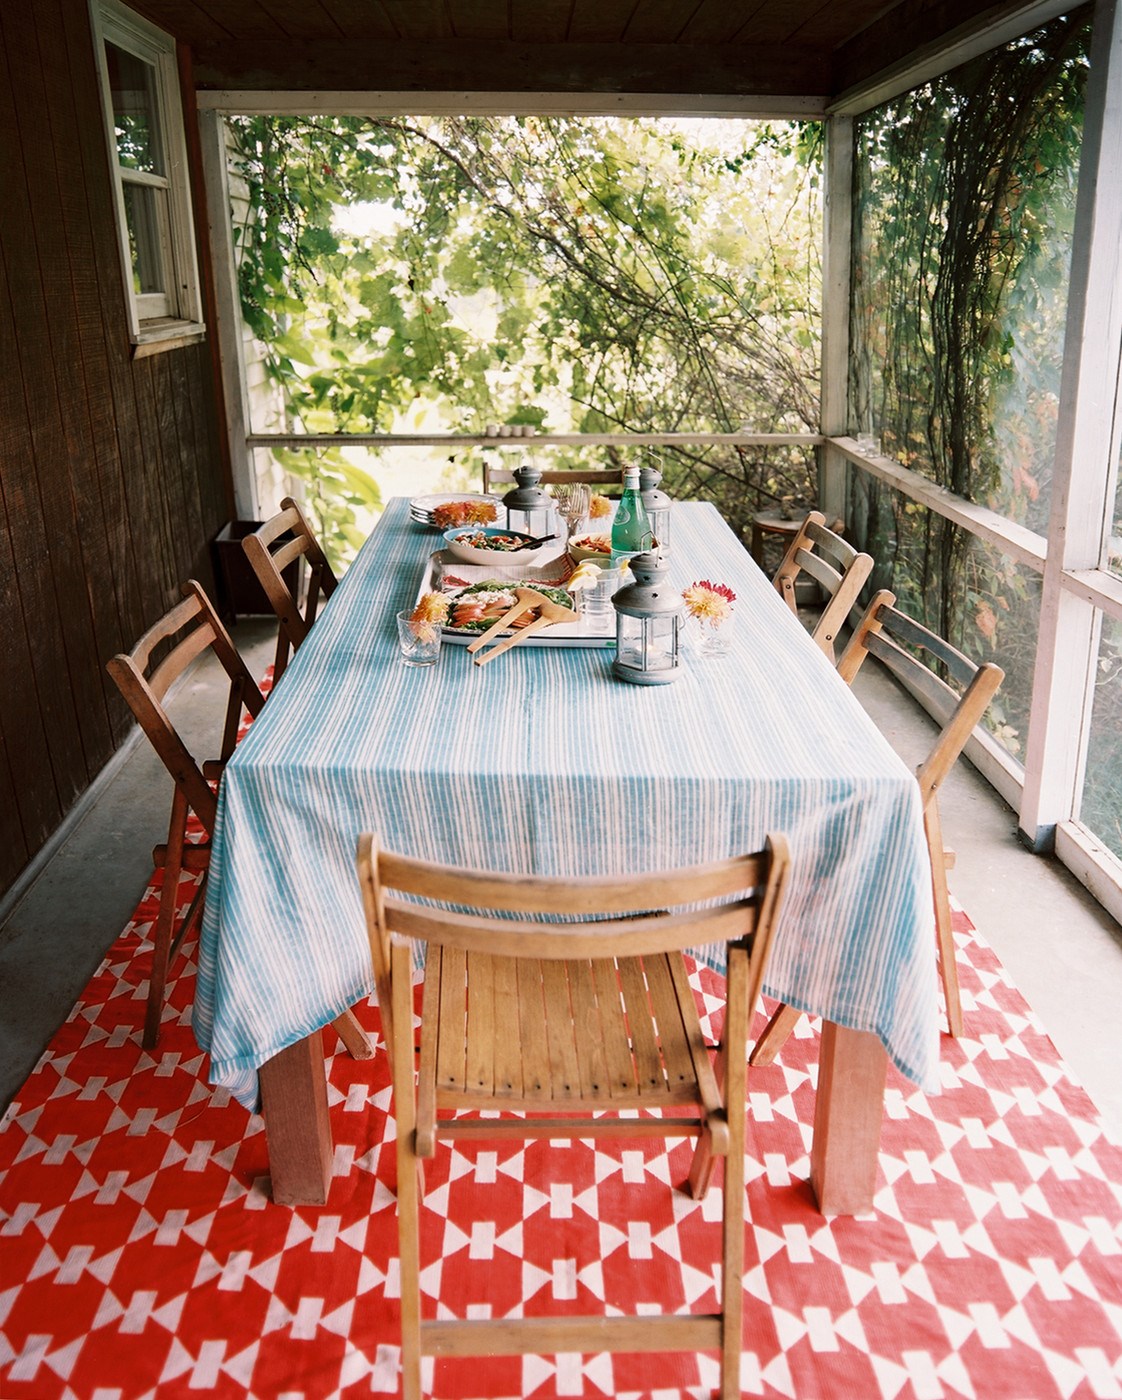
[{"x1": 2, "y1": 616, "x2": 1121, "y2": 1139}]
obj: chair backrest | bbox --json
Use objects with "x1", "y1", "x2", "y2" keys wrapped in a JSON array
[
  {"x1": 482, "y1": 464, "x2": 622, "y2": 493},
  {"x1": 837, "y1": 589, "x2": 1004, "y2": 806},
  {"x1": 242, "y1": 496, "x2": 337, "y2": 680},
  {"x1": 772, "y1": 510, "x2": 874, "y2": 659},
  {"x1": 356, "y1": 834, "x2": 790, "y2": 1080},
  {"x1": 106, "y1": 581, "x2": 266, "y2": 836}
]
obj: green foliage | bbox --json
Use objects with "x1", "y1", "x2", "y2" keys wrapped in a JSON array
[
  {"x1": 849, "y1": 10, "x2": 1090, "y2": 757},
  {"x1": 227, "y1": 114, "x2": 824, "y2": 552}
]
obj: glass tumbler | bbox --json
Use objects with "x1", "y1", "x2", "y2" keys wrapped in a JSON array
[{"x1": 396, "y1": 610, "x2": 443, "y2": 667}]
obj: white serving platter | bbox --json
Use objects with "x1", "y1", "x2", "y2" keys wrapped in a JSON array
[{"x1": 416, "y1": 551, "x2": 616, "y2": 648}]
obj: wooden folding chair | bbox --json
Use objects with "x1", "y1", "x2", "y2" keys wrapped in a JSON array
[
  {"x1": 482, "y1": 463, "x2": 622, "y2": 492},
  {"x1": 107, "y1": 581, "x2": 371, "y2": 1062},
  {"x1": 356, "y1": 833, "x2": 791, "y2": 1400},
  {"x1": 753, "y1": 589, "x2": 1003, "y2": 1067},
  {"x1": 241, "y1": 496, "x2": 337, "y2": 683},
  {"x1": 771, "y1": 509, "x2": 873, "y2": 660}
]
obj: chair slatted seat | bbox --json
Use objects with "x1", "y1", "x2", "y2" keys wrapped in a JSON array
[{"x1": 356, "y1": 835, "x2": 791, "y2": 1400}]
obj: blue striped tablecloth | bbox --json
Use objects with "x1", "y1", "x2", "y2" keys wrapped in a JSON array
[{"x1": 194, "y1": 498, "x2": 937, "y2": 1110}]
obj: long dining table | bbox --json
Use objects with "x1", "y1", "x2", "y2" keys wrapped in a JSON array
[{"x1": 194, "y1": 496, "x2": 938, "y2": 1211}]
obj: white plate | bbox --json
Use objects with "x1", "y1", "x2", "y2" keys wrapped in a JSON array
[{"x1": 409, "y1": 493, "x2": 503, "y2": 526}]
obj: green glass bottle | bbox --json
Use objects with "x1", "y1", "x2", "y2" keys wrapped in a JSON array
[{"x1": 610, "y1": 467, "x2": 652, "y2": 569}]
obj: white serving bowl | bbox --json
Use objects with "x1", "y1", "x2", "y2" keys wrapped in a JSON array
[
  {"x1": 443, "y1": 526, "x2": 548, "y2": 567},
  {"x1": 568, "y1": 533, "x2": 613, "y2": 565}
]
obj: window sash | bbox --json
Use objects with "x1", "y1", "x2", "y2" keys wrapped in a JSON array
[{"x1": 94, "y1": 1, "x2": 203, "y2": 345}]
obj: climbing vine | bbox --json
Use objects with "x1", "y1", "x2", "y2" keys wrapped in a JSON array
[
  {"x1": 227, "y1": 115, "x2": 825, "y2": 558},
  {"x1": 849, "y1": 9, "x2": 1091, "y2": 755}
]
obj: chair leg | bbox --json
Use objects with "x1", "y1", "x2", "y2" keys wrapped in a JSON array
[
  {"x1": 144, "y1": 788, "x2": 189, "y2": 1049},
  {"x1": 925, "y1": 802, "x2": 963, "y2": 1037},
  {"x1": 397, "y1": 1128, "x2": 423, "y2": 1400},
  {"x1": 720, "y1": 954, "x2": 749, "y2": 1400},
  {"x1": 688, "y1": 1039, "x2": 724, "y2": 1198},
  {"x1": 331, "y1": 1008, "x2": 374, "y2": 1060},
  {"x1": 390, "y1": 943, "x2": 424, "y2": 1400},
  {"x1": 749, "y1": 1002, "x2": 802, "y2": 1067}
]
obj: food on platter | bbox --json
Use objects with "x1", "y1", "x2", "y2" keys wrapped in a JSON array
[
  {"x1": 568, "y1": 532, "x2": 612, "y2": 563},
  {"x1": 448, "y1": 530, "x2": 531, "y2": 552},
  {"x1": 409, "y1": 493, "x2": 502, "y2": 529},
  {"x1": 430, "y1": 499, "x2": 498, "y2": 530},
  {"x1": 566, "y1": 560, "x2": 603, "y2": 591},
  {"x1": 570, "y1": 533, "x2": 610, "y2": 553},
  {"x1": 444, "y1": 526, "x2": 549, "y2": 566},
  {"x1": 445, "y1": 580, "x2": 574, "y2": 633}
]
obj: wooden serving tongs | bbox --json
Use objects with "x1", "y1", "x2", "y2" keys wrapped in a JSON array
[{"x1": 468, "y1": 588, "x2": 579, "y2": 665}]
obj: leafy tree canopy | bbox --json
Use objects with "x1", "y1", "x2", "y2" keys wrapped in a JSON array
[{"x1": 228, "y1": 114, "x2": 823, "y2": 554}]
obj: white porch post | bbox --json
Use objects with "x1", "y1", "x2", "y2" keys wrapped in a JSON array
[
  {"x1": 819, "y1": 115, "x2": 854, "y2": 525},
  {"x1": 1019, "y1": 0, "x2": 1122, "y2": 849},
  {"x1": 198, "y1": 108, "x2": 259, "y2": 522}
]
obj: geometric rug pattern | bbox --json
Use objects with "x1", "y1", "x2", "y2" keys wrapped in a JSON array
[{"x1": 2, "y1": 860, "x2": 1122, "y2": 1398}]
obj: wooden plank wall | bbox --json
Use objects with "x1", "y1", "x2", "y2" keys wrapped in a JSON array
[{"x1": 0, "y1": 0, "x2": 231, "y2": 900}]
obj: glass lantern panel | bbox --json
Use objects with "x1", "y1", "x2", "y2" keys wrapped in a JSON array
[
  {"x1": 506, "y1": 505, "x2": 554, "y2": 536},
  {"x1": 617, "y1": 614, "x2": 678, "y2": 672}
]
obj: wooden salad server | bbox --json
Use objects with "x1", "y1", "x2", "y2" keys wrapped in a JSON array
[
  {"x1": 473, "y1": 598, "x2": 579, "y2": 666},
  {"x1": 465, "y1": 587, "x2": 548, "y2": 654}
]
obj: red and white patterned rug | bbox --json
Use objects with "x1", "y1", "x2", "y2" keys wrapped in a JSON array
[{"x1": 2, "y1": 866, "x2": 1121, "y2": 1399}]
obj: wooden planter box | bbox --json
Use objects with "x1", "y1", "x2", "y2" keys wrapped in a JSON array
[{"x1": 211, "y1": 520, "x2": 300, "y2": 622}]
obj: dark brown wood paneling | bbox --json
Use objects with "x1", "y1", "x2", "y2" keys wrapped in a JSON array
[
  {"x1": 318, "y1": 1, "x2": 398, "y2": 41},
  {"x1": 380, "y1": 0, "x2": 454, "y2": 42},
  {"x1": 0, "y1": 240, "x2": 62, "y2": 872},
  {"x1": 7, "y1": 4, "x2": 119, "y2": 771},
  {"x1": 192, "y1": 36, "x2": 831, "y2": 93},
  {"x1": 448, "y1": 0, "x2": 511, "y2": 43},
  {"x1": 261, "y1": 0, "x2": 345, "y2": 40},
  {"x1": 625, "y1": 0, "x2": 704, "y2": 45},
  {"x1": 0, "y1": 0, "x2": 232, "y2": 902},
  {"x1": 0, "y1": 7, "x2": 94, "y2": 809},
  {"x1": 131, "y1": 0, "x2": 234, "y2": 44},
  {"x1": 509, "y1": 0, "x2": 574, "y2": 44},
  {"x1": 568, "y1": 0, "x2": 649, "y2": 44}
]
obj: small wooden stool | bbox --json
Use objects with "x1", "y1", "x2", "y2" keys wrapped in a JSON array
[{"x1": 750, "y1": 510, "x2": 807, "y2": 567}]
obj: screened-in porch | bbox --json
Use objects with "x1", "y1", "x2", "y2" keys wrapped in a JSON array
[{"x1": 3, "y1": 1, "x2": 1122, "y2": 1397}]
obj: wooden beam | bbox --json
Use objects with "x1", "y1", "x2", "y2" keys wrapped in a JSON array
[
  {"x1": 197, "y1": 109, "x2": 258, "y2": 521},
  {"x1": 191, "y1": 38, "x2": 832, "y2": 96},
  {"x1": 818, "y1": 115, "x2": 853, "y2": 524},
  {"x1": 834, "y1": 437, "x2": 1048, "y2": 572},
  {"x1": 246, "y1": 431, "x2": 825, "y2": 448},
  {"x1": 196, "y1": 89, "x2": 827, "y2": 117}
]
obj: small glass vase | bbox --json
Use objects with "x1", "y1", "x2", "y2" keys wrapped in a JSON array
[{"x1": 695, "y1": 617, "x2": 733, "y2": 658}]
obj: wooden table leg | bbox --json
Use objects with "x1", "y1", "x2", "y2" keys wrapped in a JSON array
[
  {"x1": 259, "y1": 1030, "x2": 333, "y2": 1205},
  {"x1": 810, "y1": 1021, "x2": 888, "y2": 1216}
]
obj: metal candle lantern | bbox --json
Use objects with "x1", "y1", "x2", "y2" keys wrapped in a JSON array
[
  {"x1": 611, "y1": 551, "x2": 682, "y2": 685},
  {"x1": 502, "y1": 464, "x2": 554, "y2": 537},
  {"x1": 639, "y1": 464, "x2": 672, "y2": 553}
]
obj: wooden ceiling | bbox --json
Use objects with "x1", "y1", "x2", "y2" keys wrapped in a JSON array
[{"x1": 134, "y1": 0, "x2": 1062, "y2": 106}]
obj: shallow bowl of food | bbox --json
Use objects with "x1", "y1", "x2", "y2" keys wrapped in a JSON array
[
  {"x1": 443, "y1": 526, "x2": 548, "y2": 567},
  {"x1": 568, "y1": 533, "x2": 613, "y2": 565}
]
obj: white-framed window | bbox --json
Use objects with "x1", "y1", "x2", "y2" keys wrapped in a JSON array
[{"x1": 92, "y1": 0, "x2": 204, "y2": 350}]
